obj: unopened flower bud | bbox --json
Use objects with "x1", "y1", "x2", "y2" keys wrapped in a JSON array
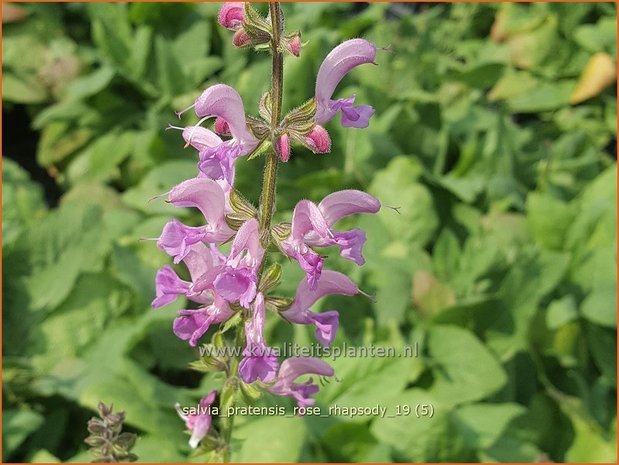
[
  {"x1": 232, "y1": 28, "x2": 251, "y2": 47},
  {"x1": 305, "y1": 125, "x2": 331, "y2": 153},
  {"x1": 276, "y1": 133, "x2": 291, "y2": 162},
  {"x1": 218, "y1": 2, "x2": 244, "y2": 30},
  {"x1": 214, "y1": 117, "x2": 230, "y2": 136},
  {"x1": 283, "y1": 32, "x2": 302, "y2": 57}
]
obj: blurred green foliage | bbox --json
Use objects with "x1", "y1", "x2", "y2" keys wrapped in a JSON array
[{"x1": 2, "y1": 2, "x2": 617, "y2": 463}]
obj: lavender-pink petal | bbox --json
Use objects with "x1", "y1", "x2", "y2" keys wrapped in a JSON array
[
  {"x1": 283, "y1": 270, "x2": 359, "y2": 322},
  {"x1": 331, "y1": 228, "x2": 367, "y2": 265},
  {"x1": 239, "y1": 293, "x2": 279, "y2": 383},
  {"x1": 309, "y1": 311, "x2": 340, "y2": 347},
  {"x1": 168, "y1": 177, "x2": 233, "y2": 241},
  {"x1": 152, "y1": 265, "x2": 191, "y2": 308},
  {"x1": 317, "y1": 189, "x2": 381, "y2": 225},
  {"x1": 269, "y1": 357, "x2": 334, "y2": 408},
  {"x1": 182, "y1": 126, "x2": 223, "y2": 152},
  {"x1": 315, "y1": 39, "x2": 377, "y2": 125},
  {"x1": 194, "y1": 84, "x2": 257, "y2": 146},
  {"x1": 157, "y1": 219, "x2": 206, "y2": 264}
]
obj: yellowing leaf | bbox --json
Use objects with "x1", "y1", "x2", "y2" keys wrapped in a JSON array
[
  {"x1": 570, "y1": 52, "x2": 616, "y2": 104},
  {"x1": 412, "y1": 270, "x2": 456, "y2": 316}
]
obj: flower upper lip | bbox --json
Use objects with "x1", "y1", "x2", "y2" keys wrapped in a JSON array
[{"x1": 315, "y1": 38, "x2": 377, "y2": 128}]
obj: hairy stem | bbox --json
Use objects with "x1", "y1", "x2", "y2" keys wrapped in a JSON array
[
  {"x1": 218, "y1": 4, "x2": 285, "y2": 461},
  {"x1": 218, "y1": 326, "x2": 245, "y2": 462},
  {"x1": 258, "y1": 2, "x2": 284, "y2": 245}
]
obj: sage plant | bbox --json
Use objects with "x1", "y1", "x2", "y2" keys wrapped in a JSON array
[{"x1": 153, "y1": 3, "x2": 380, "y2": 460}]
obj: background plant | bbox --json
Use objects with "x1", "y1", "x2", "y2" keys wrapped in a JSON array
[{"x1": 3, "y1": 2, "x2": 617, "y2": 463}]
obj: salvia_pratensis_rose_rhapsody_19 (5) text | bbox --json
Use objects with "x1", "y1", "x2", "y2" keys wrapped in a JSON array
[{"x1": 150, "y1": 2, "x2": 383, "y2": 459}]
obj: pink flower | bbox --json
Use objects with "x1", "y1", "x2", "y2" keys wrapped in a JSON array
[
  {"x1": 152, "y1": 266, "x2": 197, "y2": 309},
  {"x1": 192, "y1": 219, "x2": 264, "y2": 309},
  {"x1": 279, "y1": 190, "x2": 380, "y2": 289},
  {"x1": 157, "y1": 177, "x2": 234, "y2": 263},
  {"x1": 269, "y1": 357, "x2": 334, "y2": 408},
  {"x1": 175, "y1": 391, "x2": 217, "y2": 448},
  {"x1": 315, "y1": 39, "x2": 376, "y2": 128},
  {"x1": 173, "y1": 294, "x2": 234, "y2": 347},
  {"x1": 152, "y1": 242, "x2": 234, "y2": 347},
  {"x1": 176, "y1": 85, "x2": 259, "y2": 183},
  {"x1": 218, "y1": 2, "x2": 244, "y2": 30},
  {"x1": 153, "y1": 242, "x2": 227, "y2": 309},
  {"x1": 281, "y1": 271, "x2": 359, "y2": 347},
  {"x1": 238, "y1": 293, "x2": 279, "y2": 383},
  {"x1": 214, "y1": 218, "x2": 264, "y2": 308}
]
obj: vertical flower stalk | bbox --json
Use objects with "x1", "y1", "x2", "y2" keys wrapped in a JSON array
[
  {"x1": 153, "y1": 2, "x2": 382, "y2": 461},
  {"x1": 217, "y1": 5, "x2": 284, "y2": 460},
  {"x1": 258, "y1": 2, "x2": 284, "y2": 244}
]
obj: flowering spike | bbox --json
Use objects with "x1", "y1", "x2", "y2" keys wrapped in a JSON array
[{"x1": 153, "y1": 5, "x2": 382, "y2": 454}]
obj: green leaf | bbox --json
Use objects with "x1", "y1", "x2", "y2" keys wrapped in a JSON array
[
  {"x1": 527, "y1": 192, "x2": 577, "y2": 250},
  {"x1": 130, "y1": 435, "x2": 185, "y2": 462},
  {"x1": 507, "y1": 80, "x2": 575, "y2": 113},
  {"x1": 573, "y1": 17, "x2": 617, "y2": 56},
  {"x1": 155, "y1": 36, "x2": 187, "y2": 96},
  {"x1": 546, "y1": 295, "x2": 578, "y2": 330},
  {"x1": 318, "y1": 356, "x2": 411, "y2": 419},
  {"x1": 580, "y1": 283, "x2": 617, "y2": 328},
  {"x1": 66, "y1": 130, "x2": 136, "y2": 183},
  {"x1": 31, "y1": 273, "x2": 132, "y2": 372},
  {"x1": 371, "y1": 389, "x2": 474, "y2": 462},
  {"x1": 15, "y1": 204, "x2": 105, "y2": 311},
  {"x1": 429, "y1": 325, "x2": 507, "y2": 405},
  {"x1": 233, "y1": 415, "x2": 307, "y2": 462},
  {"x1": 488, "y1": 71, "x2": 539, "y2": 101},
  {"x1": 29, "y1": 449, "x2": 60, "y2": 463},
  {"x1": 36, "y1": 122, "x2": 93, "y2": 167},
  {"x1": 453, "y1": 402, "x2": 526, "y2": 449},
  {"x1": 369, "y1": 156, "x2": 437, "y2": 247},
  {"x1": 2, "y1": 409, "x2": 44, "y2": 460},
  {"x1": 488, "y1": 250, "x2": 570, "y2": 360},
  {"x1": 89, "y1": 4, "x2": 132, "y2": 72},
  {"x1": 586, "y1": 324, "x2": 617, "y2": 387},
  {"x1": 2, "y1": 72, "x2": 48, "y2": 104},
  {"x1": 432, "y1": 229, "x2": 461, "y2": 280},
  {"x1": 412, "y1": 270, "x2": 456, "y2": 317},
  {"x1": 564, "y1": 407, "x2": 616, "y2": 462},
  {"x1": 321, "y1": 423, "x2": 383, "y2": 462},
  {"x1": 64, "y1": 66, "x2": 115, "y2": 100},
  {"x1": 2, "y1": 159, "x2": 47, "y2": 248}
]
